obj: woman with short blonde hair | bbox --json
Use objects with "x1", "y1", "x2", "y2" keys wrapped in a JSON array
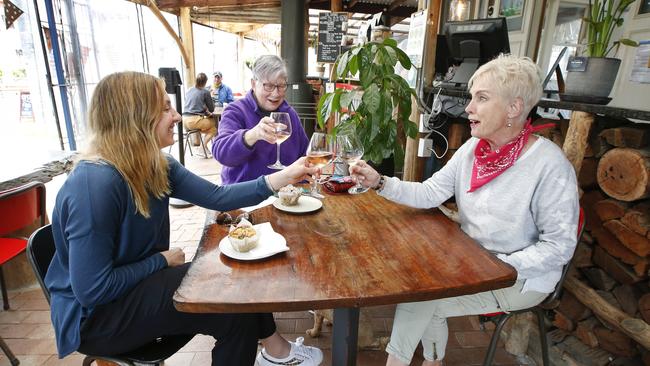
[
  {"x1": 46, "y1": 71, "x2": 323, "y2": 366},
  {"x1": 351, "y1": 55, "x2": 579, "y2": 366}
]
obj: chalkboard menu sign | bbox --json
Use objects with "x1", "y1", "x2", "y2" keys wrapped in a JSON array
[{"x1": 317, "y1": 12, "x2": 347, "y2": 63}]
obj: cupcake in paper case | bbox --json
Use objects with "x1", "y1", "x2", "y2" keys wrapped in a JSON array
[
  {"x1": 278, "y1": 184, "x2": 302, "y2": 206},
  {"x1": 228, "y1": 218, "x2": 259, "y2": 252}
]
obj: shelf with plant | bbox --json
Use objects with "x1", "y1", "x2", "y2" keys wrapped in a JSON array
[{"x1": 316, "y1": 38, "x2": 418, "y2": 169}]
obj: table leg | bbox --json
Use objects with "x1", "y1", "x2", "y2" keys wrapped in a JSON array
[{"x1": 332, "y1": 307, "x2": 359, "y2": 366}]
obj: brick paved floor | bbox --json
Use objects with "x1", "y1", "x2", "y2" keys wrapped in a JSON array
[{"x1": 0, "y1": 147, "x2": 528, "y2": 365}]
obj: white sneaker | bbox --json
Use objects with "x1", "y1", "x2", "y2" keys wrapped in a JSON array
[{"x1": 256, "y1": 337, "x2": 323, "y2": 365}]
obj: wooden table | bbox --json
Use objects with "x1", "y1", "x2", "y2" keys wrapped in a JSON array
[{"x1": 173, "y1": 191, "x2": 517, "y2": 365}]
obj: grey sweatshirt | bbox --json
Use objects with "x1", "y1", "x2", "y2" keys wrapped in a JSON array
[{"x1": 380, "y1": 136, "x2": 579, "y2": 293}]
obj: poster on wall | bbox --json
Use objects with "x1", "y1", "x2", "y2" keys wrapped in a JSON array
[
  {"x1": 629, "y1": 40, "x2": 650, "y2": 84},
  {"x1": 317, "y1": 12, "x2": 348, "y2": 63},
  {"x1": 499, "y1": 0, "x2": 525, "y2": 31},
  {"x1": 406, "y1": 10, "x2": 427, "y2": 68}
]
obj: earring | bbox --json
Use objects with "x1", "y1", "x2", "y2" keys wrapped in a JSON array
[{"x1": 506, "y1": 118, "x2": 512, "y2": 128}]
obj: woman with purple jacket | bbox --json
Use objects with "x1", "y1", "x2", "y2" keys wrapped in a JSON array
[{"x1": 212, "y1": 55, "x2": 309, "y2": 184}]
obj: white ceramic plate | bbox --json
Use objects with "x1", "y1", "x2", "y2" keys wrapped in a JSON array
[
  {"x1": 219, "y1": 223, "x2": 288, "y2": 261},
  {"x1": 272, "y1": 196, "x2": 323, "y2": 214}
]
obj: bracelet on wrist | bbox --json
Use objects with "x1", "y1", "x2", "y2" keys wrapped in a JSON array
[{"x1": 372, "y1": 175, "x2": 386, "y2": 191}]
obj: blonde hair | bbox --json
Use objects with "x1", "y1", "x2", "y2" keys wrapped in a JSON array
[
  {"x1": 468, "y1": 54, "x2": 543, "y2": 118},
  {"x1": 81, "y1": 71, "x2": 170, "y2": 217}
]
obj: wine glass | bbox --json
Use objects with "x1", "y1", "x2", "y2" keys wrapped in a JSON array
[
  {"x1": 267, "y1": 112, "x2": 292, "y2": 169},
  {"x1": 306, "y1": 132, "x2": 334, "y2": 198},
  {"x1": 337, "y1": 134, "x2": 368, "y2": 194}
]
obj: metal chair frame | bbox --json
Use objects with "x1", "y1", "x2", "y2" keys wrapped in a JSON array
[
  {"x1": 167, "y1": 128, "x2": 210, "y2": 159},
  {"x1": 27, "y1": 225, "x2": 193, "y2": 366},
  {"x1": 481, "y1": 208, "x2": 585, "y2": 366}
]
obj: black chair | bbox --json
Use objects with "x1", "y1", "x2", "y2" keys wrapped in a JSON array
[
  {"x1": 26, "y1": 225, "x2": 193, "y2": 366},
  {"x1": 167, "y1": 128, "x2": 210, "y2": 159},
  {"x1": 480, "y1": 207, "x2": 585, "y2": 366},
  {"x1": 0, "y1": 336, "x2": 19, "y2": 365}
]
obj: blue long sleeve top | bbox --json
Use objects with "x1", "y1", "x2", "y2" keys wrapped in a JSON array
[{"x1": 45, "y1": 156, "x2": 272, "y2": 358}]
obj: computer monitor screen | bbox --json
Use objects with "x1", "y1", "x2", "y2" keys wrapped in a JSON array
[{"x1": 439, "y1": 17, "x2": 510, "y2": 88}]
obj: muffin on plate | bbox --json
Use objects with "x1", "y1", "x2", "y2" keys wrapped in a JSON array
[
  {"x1": 278, "y1": 184, "x2": 302, "y2": 206},
  {"x1": 228, "y1": 219, "x2": 259, "y2": 252}
]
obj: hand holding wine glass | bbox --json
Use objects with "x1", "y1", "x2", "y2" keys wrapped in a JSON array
[
  {"x1": 337, "y1": 134, "x2": 369, "y2": 194},
  {"x1": 267, "y1": 112, "x2": 292, "y2": 169},
  {"x1": 306, "y1": 132, "x2": 334, "y2": 198}
]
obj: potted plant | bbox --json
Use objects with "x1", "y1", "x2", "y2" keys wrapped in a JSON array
[
  {"x1": 564, "y1": 0, "x2": 639, "y2": 103},
  {"x1": 316, "y1": 38, "x2": 418, "y2": 172}
]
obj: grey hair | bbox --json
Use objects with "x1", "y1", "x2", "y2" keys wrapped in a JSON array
[
  {"x1": 468, "y1": 54, "x2": 543, "y2": 119},
  {"x1": 252, "y1": 55, "x2": 287, "y2": 82}
]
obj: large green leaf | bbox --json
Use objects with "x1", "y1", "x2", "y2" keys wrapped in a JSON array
[
  {"x1": 619, "y1": 38, "x2": 639, "y2": 47},
  {"x1": 383, "y1": 47, "x2": 398, "y2": 66},
  {"x1": 336, "y1": 51, "x2": 350, "y2": 78},
  {"x1": 317, "y1": 93, "x2": 334, "y2": 129},
  {"x1": 394, "y1": 46, "x2": 412, "y2": 69},
  {"x1": 382, "y1": 38, "x2": 397, "y2": 47},
  {"x1": 362, "y1": 84, "x2": 381, "y2": 113}
]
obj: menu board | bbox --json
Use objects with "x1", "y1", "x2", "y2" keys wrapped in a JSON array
[{"x1": 317, "y1": 12, "x2": 348, "y2": 63}]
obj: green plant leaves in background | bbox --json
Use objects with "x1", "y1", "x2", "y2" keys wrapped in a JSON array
[{"x1": 316, "y1": 38, "x2": 417, "y2": 169}]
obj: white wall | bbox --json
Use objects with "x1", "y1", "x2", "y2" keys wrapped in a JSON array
[{"x1": 609, "y1": 2, "x2": 650, "y2": 111}]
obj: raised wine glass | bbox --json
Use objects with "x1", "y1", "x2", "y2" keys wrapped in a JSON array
[
  {"x1": 305, "y1": 132, "x2": 334, "y2": 199},
  {"x1": 337, "y1": 134, "x2": 368, "y2": 194},
  {"x1": 267, "y1": 112, "x2": 292, "y2": 169}
]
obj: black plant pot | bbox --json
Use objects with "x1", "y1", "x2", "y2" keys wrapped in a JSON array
[{"x1": 563, "y1": 57, "x2": 621, "y2": 105}]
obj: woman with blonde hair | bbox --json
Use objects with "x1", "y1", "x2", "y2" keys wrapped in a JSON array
[
  {"x1": 350, "y1": 54, "x2": 579, "y2": 366},
  {"x1": 45, "y1": 71, "x2": 323, "y2": 366}
]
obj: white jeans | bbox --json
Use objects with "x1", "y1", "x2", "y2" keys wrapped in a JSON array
[{"x1": 385, "y1": 280, "x2": 547, "y2": 363}]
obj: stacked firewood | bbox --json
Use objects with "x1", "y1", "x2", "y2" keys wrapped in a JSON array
[{"x1": 543, "y1": 124, "x2": 650, "y2": 365}]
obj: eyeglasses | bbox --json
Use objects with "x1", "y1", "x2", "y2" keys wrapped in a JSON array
[{"x1": 261, "y1": 82, "x2": 288, "y2": 92}]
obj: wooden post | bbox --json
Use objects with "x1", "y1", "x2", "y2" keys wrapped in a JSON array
[
  {"x1": 179, "y1": 7, "x2": 195, "y2": 88},
  {"x1": 562, "y1": 111, "x2": 595, "y2": 176},
  {"x1": 404, "y1": 0, "x2": 442, "y2": 181},
  {"x1": 331, "y1": 0, "x2": 343, "y2": 12},
  {"x1": 145, "y1": 1, "x2": 191, "y2": 81},
  {"x1": 238, "y1": 32, "x2": 246, "y2": 90}
]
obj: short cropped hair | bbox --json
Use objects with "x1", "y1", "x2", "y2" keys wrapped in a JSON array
[
  {"x1": 195, "y1": 73, "x2": 208, "y2": 88},
  {"x1": 468, "y1": 54, "x2": 543, "y2": 116},
  {"x1": 252, "y1": 55, "x2": 287, "y2": 82}
]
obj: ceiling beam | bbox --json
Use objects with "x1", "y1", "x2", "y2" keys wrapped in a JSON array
[{"x1": 156, "y1": 0, "x2": 279, "y2": 9}]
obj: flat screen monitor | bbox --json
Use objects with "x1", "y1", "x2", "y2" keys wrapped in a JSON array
[{"x1": 439, "y1": 17, "x2": 510, "y2": 88}]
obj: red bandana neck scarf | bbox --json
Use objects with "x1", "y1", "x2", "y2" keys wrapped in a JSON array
[{"x1": 468, "y1": 118, "x2": 555, "y2": 192}]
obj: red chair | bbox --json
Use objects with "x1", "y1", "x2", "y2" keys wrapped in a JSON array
[
  {"x1": 0, "y1": 181, "x2": 46, "y2": 310},
  {"x1": 480, "y1": 207, "x2": 585, "y2": 366}
]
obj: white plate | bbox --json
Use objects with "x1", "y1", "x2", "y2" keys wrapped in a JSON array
[
  {"x1": 272, "y1": 196, "x2": 323, "y2": 214},
  {"x1": 219, "y1": 222, "x2": 289, "y2": 261}
]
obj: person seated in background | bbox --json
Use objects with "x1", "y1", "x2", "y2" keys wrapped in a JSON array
[
  {"x1": 209, "y1": 71, "x2": 234, "y2": 107},
  {"x1": 349, "y1": 54, "x2": 580, "y2": 366},
  {"x1": 182, "y1": 72, "x2": 216, "y2": 147},
  {"x1": 212, "y1": 55, "x2": 309, "y2": 184},
  {"x1": 46, "y1": 71, "x2": 323, "y2": 366}
]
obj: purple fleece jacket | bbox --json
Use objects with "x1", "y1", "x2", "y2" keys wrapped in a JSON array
[{"x1": 212, "y1": 90, "x2": 309, "y2": 184}]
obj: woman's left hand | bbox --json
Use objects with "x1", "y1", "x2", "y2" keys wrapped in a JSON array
[{"x1": 267, "y1": 157, "x2": 318, "y2": 190}]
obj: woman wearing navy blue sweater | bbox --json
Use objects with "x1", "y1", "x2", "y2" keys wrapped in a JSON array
[{"x1": 46, "y1": 72, "x2": 323, "y2": 366}]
